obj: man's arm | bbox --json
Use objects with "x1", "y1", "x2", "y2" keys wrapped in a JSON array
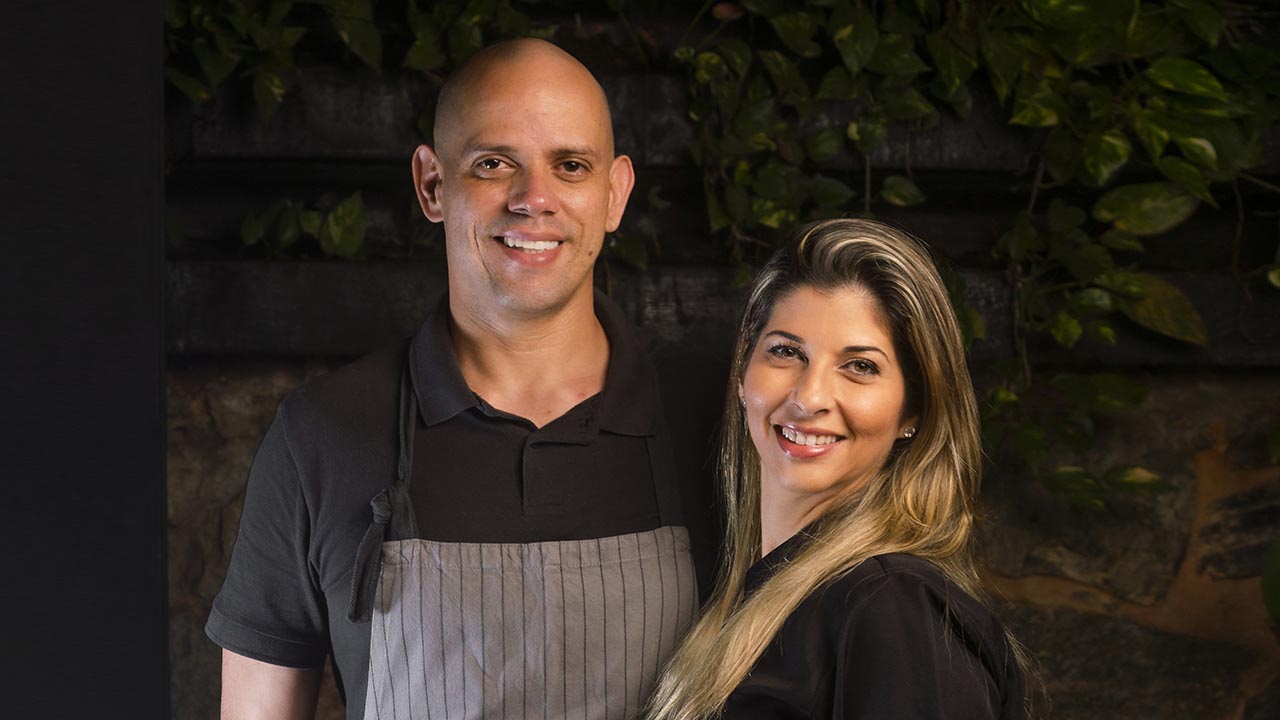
[{"x1": 220, "y1": 649, "x2": 322, "y2": 720}]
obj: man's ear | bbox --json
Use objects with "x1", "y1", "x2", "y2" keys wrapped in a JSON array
[
  {"x1": 604, "y1": 154, "x2": 636, "y2": 233},
  {"x1": 412, "y1": 144, "x2": 445, "y2": 223}
]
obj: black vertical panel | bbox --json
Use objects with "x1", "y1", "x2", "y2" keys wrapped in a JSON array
[{"x1": 0, "y1": 1, "x2": 166, "y2": 717}]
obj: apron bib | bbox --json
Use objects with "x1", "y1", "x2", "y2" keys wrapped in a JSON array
[{"x1": 348, "y1": 361, "x2": 698, "y2": 720}]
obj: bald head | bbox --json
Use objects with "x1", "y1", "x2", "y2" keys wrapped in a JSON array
[{"x1": 432, "y1": 39, "x2": 616, "y2": 160}]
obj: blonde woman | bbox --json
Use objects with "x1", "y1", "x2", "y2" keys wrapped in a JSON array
[{"x1": 647, "y1": 219, "x2": 1027, "y2": 718}]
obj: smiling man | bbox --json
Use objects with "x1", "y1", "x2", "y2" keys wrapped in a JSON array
[{"x1": 207, "y1": 39, "x2": 717, "y2": 720}]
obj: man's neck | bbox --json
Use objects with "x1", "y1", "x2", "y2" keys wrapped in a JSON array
[{"x1": 449, "y1": 292, "x2": 610, "y2": 428}]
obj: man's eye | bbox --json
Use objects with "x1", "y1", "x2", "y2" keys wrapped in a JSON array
[
  {"x1": 477, "y1": 158, "x2": 504, "y2": 171},
  {"x1": 561, "y1": 161, "x2": 584, "y2": 173}
]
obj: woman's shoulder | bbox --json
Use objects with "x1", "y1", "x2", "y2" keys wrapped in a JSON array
[{"x1": 812, "y1": 552, "x2": 1005, "y2": 646}]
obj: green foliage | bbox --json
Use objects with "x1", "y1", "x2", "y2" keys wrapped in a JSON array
[
  {"x1": 168, "y1": 0, "x2": 1280, "y2": 505},
  {"x1": 165, "y1": 0, "x2": 555, "y2": 122},
  {"x1": 241, "y1": 192, "x2": 366, "y2": 258}
]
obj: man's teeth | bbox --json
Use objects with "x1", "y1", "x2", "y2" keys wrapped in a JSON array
[
  {"x1": 779, "y1": 427, "x2": 841, "y2": 446},
  {"x1": 502, "y1": 236, "x2": 560, "y2": 252}
]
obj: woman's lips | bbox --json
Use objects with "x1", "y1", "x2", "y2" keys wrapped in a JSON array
[{"x1": 774, "y1": 425, "x2": 844, "y2": 459}]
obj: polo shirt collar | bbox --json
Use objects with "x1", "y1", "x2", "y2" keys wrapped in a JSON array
[{"x1": 409, "y1": 289, "x2": 657, "y2": 436}]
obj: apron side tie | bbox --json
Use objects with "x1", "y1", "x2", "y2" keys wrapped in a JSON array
[{"x1": 346, "y1": 489, "x2": 393, "y2": 622}]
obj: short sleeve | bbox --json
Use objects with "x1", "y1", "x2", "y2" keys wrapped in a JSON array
[
  {"x1": 205, "y1": 402, "x2": 330, "y2": 668},
  {"x1": 832, "y1": 570, "x2": 1006, "y2": 719}
]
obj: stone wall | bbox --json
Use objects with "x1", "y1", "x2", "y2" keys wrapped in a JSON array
[{"x1": 167, "y1": 360, "x2": 1280, "y2": 719}]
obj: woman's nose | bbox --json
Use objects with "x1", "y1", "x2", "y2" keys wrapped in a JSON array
[{"x1": 789, "y1": 366, "x2": 831, "y2": 415}]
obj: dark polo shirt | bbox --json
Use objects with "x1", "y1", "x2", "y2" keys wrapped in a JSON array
[
  {"x1": 207, "y1": 289, "x2": 723, "y2": 712},
  {"x1": 408, "y1": 290, "x2": 661, "y2": 541}
]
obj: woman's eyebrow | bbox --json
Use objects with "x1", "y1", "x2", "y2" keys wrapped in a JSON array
[
  {"x1": 842, "y1": 345, "x2": 888, "y2": 359},
  {"x1": 763, "y1": 330, "x2": 804, "y2": 344}
]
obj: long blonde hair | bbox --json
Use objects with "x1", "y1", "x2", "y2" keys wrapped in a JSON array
[{"x1": 647, "y1": 218, "x2": 997, "y2": 718}]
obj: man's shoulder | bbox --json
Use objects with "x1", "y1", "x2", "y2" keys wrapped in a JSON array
[{"x1": 277, "y1": 341, "x2": 406, "y2": 440}]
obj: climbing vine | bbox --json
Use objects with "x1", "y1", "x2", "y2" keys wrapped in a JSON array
[{"x1": 165, "y1": 0, "x2": 1280, "y2": 505}]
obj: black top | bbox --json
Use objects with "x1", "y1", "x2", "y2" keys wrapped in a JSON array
[
  {"x1": 723, "y1": 533, "x2": 1025, "y2": 719},
  {"x1": 206, "y1": 290, "x2": 723, "y2": 711}
]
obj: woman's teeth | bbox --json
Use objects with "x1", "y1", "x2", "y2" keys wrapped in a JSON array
[{"x1": 779, "y1": 426, "x2": 841, "y2": 446}]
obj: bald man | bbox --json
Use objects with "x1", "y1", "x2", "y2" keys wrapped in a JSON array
[{"x1": 207, "y1": 39, "x2": 718, "y2": 719}]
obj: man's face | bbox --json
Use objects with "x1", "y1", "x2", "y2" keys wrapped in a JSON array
[{"x1": 415, "y1": 53, "x2": 634, "y2": 321}]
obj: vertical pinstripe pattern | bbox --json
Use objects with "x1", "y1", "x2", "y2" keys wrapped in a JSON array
[{"x1": 362, "y1": 526, "x2": 696, "y2": 720}]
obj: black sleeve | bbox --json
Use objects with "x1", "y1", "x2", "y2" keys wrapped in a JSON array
[
  {"x1": 832, "y1": 570, "x2": 1005, "y2": 719},
  {"x1": 205, "y1": 401, "x2": 330, "y2": 668}
]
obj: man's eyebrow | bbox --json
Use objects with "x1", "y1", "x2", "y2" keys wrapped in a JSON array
[{"x1": 459, "y1": 143, "x2": 603, "y2": 160}]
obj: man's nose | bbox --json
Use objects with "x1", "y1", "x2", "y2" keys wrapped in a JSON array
[
  {"x1": 790, "y1": 365, "x2": 832, "y2": 415},
  {"x1": 508, "y1": 167, "x2": 559, "y2": 215}
]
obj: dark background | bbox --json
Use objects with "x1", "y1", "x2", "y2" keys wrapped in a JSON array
[{"x1": 1, "y1": 1, "x2": 167, "y2": 716}]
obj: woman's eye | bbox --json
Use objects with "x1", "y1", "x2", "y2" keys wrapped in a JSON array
[
  {"x1": 846, "y1": 359, "x2": 879, "y2": 375},
  {"x1": 767, "y1": 344, "x2": 801, "y2": 360}
]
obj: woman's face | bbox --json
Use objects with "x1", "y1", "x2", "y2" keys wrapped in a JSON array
[{"x1": 740, "y1": 284, "x2": 914, "y2": 512}]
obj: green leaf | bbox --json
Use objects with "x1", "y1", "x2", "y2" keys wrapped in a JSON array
[
  {"x1": 319, "y1": 192, "x2": 366, "y2": 258},
  {"x1": 1171, "y1": 0, "x2": 1225, "y2": 47},
  {"x1": 611, "y1": 233, "x2": 648, "y2": 271},
  {"x1": 1044, "y1": 466, "x2": 1106, "y2": 508},
  {"x1": 881, "y1": 175, "x2": 926, "y2": 207},
  {"x1": 1082, "y1": 130, "x2": 1132, "y2": 186},
  {"x1": 1022, "y1": 0, "x2": 1123, "y2": 30},
  {"x1": 1089, "y1": 373, "x2": 1149, "y2": 414},
  {"x1": 1105, "y1": 465, "x2": 1163, "y2": 487},
  {"x1": 1099, "y1": 228, "x2": 1144, "y2": 252},
  {"x1": 275, "y1": 201, "x2": 301, "y2": 251},
  {"x1": 328, "y1": 0, "x2": 382, "y2": 69},
  {"x1": 804, "y1": 127, "x2": 845, "y2": 163},
  {"x1": 1086, "y1": 321, "x2": 1117, "y2": 344},
  {"x1": 1132, "y1": 110, "x2": 1171, "y2": 160},
  {"x1": 1047, "y1": 199, "x2": 1086, "y2": 232},
  {"x1": 1000, "y1": 212, "x2": 1043, "y2": 262},
  {"x1": 1010, "y1": 77, "x2": 1065, "y2": 128},
  {"x1": 1063, "y1": 245, "x2": 1113, "y2": 283},
  {"x1": 981, "y1": 29, "x2": 1022, "y2": 104},
  {"x1": 1092, "y1": 182, "x2": 1199, "y2": 236},
  {"x1": 717, "y1": 38, "x2": 753, "y2": 78},
  {"x1": 1157, "y1": 156, "x2": 1215, "y2": 204},
  {"x1": 447, "y1": 18, "x2": 483, "y2": 64},
  {"x1": 252, "y1": 68, "x2": 287, "y2": 122},
  {"x1": 847, "y1": 111, "x2": 888, "y2": 153},
  {"x1": 1262, "y1": 537, "x2": 1280, "y2": 622},
  {"x1": 883, "y1": 87, "x2": 936, "y2": 121},
  {"x1": 1173, "y1": 135, "x2": 1218, "y2": 170},
  {"x1": 1146, "y1": 57, "x2": 1228, "y2": 101},
  {"x1": 1043, "y1": 128, "x2": 1081, "y2": 183},
  {"x1": 808, "y1": 175, "x2": 856, "y2": 208},
  {"x1": 192, "y1": 37, "x2": 240, "y2": 87},
  {"x1": 926, "y1": 30, "x2": 977, "y2": 95},
  {"x1": 403, "y1": 30, "x2": 446, "y2": 72},
  {"x1": 1070, "y1": 288, "x2": 1113, "y2": 314},
  {"x1": 164, "y1": 68, "x2": 212, "y2": 104},
  {"x1": 831, "y1": 16, "x2": 878, "y2": 75},
  {"x1": 1050, "y1": 311, "x2": 1083, "y2": 347},
  {"x1": 816, "y1": 67, "x2": 860, "y2": 100},
  {"x1": 769, "y1": 11, "x2": 821, "y2": 58},
  {"x1": 1268, "y1": 266, "x2": 1280, "y2": 290},
  {"x1": 299, "y1": 210, "x2": 322, "y2": 237},
  {"x1": 758, "y1": 50, "x2": 808, "y2": 101},
  {"x1": 1116, "y1": 272, "x2": 1208, "y2": 345},
  {"x1": 866, "y1": 34, "x2": 930, "y2": 76},
  {"x1": 241, "y1": 211, "x2": 263, "y2": 247}
]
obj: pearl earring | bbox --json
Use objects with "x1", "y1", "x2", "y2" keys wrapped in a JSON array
[{"x1": 903, "y1": 427, "x2": 916, "y2": 439}]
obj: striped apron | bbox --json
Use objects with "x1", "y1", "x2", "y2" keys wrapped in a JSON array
[{"x1": 346, "y1": 364, "x2": 699, "y2": 720}]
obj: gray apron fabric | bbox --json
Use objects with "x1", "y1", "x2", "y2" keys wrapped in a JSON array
[{"x1": 352, "y1": 360, "x2": 698, "y2": 720}]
